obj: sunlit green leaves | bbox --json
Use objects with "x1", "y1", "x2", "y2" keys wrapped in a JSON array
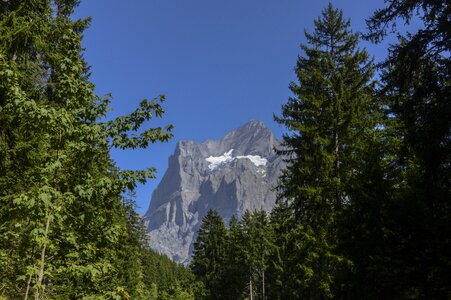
[
  {"x1": 107, "y1": 96, "x2": 174, "y2": 149},
  {"x1": 0, "y1": 1, "x2": 174, "y2": 298}
]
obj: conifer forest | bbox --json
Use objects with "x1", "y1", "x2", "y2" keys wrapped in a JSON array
[{"x1": 0, "y1": 1, "x2": 449, "y2": 299}]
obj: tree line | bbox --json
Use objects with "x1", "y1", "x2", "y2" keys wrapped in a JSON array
[
  {"x1": 1, "y1": 0, "x2": 449, "y2": 299},
  {"x1": 191, "y1": 2, "x2": 450, "y2": 299}
]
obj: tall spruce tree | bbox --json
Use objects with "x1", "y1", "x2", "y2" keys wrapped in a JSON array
[
  {"x1": 238, "y1": 211, "x2": 272, "y2": 300},
  {"x1": 223, "y1": 216, "x2": 248, "y2": 300},
  {"x1": 334, "y1": 129, "x2": 395, "y2": 299},
  {"x1": 252, "y1": 211, "x2": 271, "y2": 300},
  {"x1": 360, "y1": 0, "x2": 451, "y2": 298},
  {"x1": 0, "y1": 1, "x2": 173, "y2": 298},
  {"x1": 267, "y1": 203, "x2": 305, "y2": 300},
  {"x1": 275, "y1": 4, "x2": 375, "y2": 298},
  {"x1": 190, "y1": 209, "x2": 228, "y2": 300}
]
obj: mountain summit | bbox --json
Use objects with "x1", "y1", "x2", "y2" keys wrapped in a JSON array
[{"x1": 144, "y1": 120, "x2": 284, "y2": 264}]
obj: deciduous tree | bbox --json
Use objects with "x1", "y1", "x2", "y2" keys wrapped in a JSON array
[{"x1": 0, "y1": 1, "x2": 173, "y2": 298}]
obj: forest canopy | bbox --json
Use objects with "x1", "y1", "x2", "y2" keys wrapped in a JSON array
[{"x1": 1, "y1": 0, "x2": 449, "y2": 299}]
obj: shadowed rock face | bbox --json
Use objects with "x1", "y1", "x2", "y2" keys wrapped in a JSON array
[{"x1": 144, "y1": 120, "x2": 284, "y2": 264}]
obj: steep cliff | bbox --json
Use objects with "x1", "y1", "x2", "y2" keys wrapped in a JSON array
[{"x1": 144, "y1": 120, "x2": 283, "y2": 264}]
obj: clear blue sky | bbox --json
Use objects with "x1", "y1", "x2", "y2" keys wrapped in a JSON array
[{"x1": 73, "y1": 0, "x2": 392, "y2": 213}]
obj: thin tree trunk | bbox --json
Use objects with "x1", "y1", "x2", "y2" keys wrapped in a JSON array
[
  {"x1": 34, "y1": 216, "x2": 50, "y2": 300},
  {"x1": 331, "y1": 31, "x2": 341, "y2": 209},
  {"x1": 335, "y1": 130, "x2": 340, "y2": 205},
  {"x1": 262, "y1": 269, "x2": 265, "y2": 300},
  {"x1": 24, "y1": 273, "x2": 32, "y2": 300},
  {"x1": 24, "y1": 245, "x2": 36, "y2": 300},
  {"x1": 249, "y1": 275, "x2": 253, "y2": 300}
]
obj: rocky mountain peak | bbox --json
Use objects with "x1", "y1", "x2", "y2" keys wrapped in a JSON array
[
  {"x1": 224, "y1": 119, "x2": 268, "y2": 139},
  {"x1": 144, "y1": 120, "x2": 284, "y2": 264}
]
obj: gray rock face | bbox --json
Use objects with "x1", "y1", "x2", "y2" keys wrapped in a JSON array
[{"x1": 144, "y1": 120, "x2": 284, "y2": 264}]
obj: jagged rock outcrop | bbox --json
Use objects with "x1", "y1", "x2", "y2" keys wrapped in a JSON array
[{"x1": 144, "y1": 120, "x2": 284, "y2": 264}]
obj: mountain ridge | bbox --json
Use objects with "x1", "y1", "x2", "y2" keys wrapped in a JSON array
[{"x1": 144, "y1": 120, "x2": 284, "y2": 264}]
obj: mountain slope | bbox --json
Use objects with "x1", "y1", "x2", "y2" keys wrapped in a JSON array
[{"x1": 144, "y1": 120, "x2": 284, "y2": 264}]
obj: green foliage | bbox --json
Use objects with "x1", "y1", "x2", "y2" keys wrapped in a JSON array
[
  {"x1": 0, "y1": 1, "x2": 199, "y2": 299},
  {"x1": 140, "y1": 244, "x2": 197, "y2": 297},
  {"x1": 238, "y1": 211, "x2": 272, "y2": 300},
  {"x1": 190, "y1": 209, "x2": 228, "y2": 299},
  {"x1": 190, "y1": 210, "x2": 273, "y2": 300},
  {"x1": 266, "y1": 203, "x2": 306, "y2": 299},
  {"x1": 338, "y1": 0, "x2": 451, "y2": 298},
  {"x1": 274, "y1": 4, "x2": 376, "y2": 298},
  {"x1": 157, "y1": 283, "x2": 195, "y2": 300},
  {"x1": 1, "y1": 0, "x2": 448, "y2": 299},
  {"x1": 189, "y1": 2, "x2": 449, "y2": 300},
  {"x1": 222, "y1": 216, "x2": 248, "y2": 300}
]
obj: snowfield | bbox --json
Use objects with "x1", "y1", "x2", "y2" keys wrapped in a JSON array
[{"x1": 206, "y1": 149, "x2": 267, "y2": 171}]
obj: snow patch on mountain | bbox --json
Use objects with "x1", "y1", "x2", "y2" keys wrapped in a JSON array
[
  {"x1": 144, "y1": 120, "x2": 285, "y2": 264},
  {"x1": 206, "y1": 149, "x2": 268, "y2": 171},
  {"x1": 206, "y1": 149, "x2": 234, "y2": 170},
  {"x1": 236, "y1": 154, "x2": 267, "y2": 167}
]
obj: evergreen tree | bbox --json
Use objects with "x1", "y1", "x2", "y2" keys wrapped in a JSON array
[
  {"x1": 238, "y1": 211, "x2": 272, "y2": 300},
  {"x1": 252, "y1": 211, "x2": 271, "y2": 300},
  {"x1": 334, "y1": 133, "x2": 396, "y2": 299},
  {"x1": 223, "y1": 216, "x2": 248, "y2": 300},
  {"x1": 267, "y1": 203, "x2": 304, "y2": 300},
  {"x1": 190, "y1": 209, "x2": 228, "y2": 300},
  {"x1": 355, "y1": 0, "x2": 451, "y2": 298},
  {"x1": 274, "y1": 4, "x2": 375, "y2": 298},
  {"x1": 139, "y1": 246, "x2": 198, "y2": 299}
]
